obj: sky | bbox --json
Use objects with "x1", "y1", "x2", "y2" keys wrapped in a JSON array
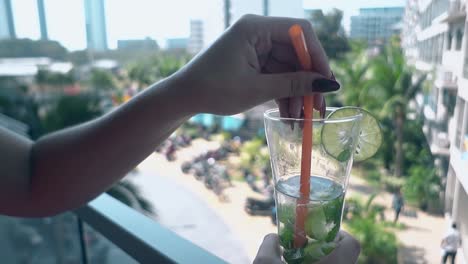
[{"x1": 11, "y1": 0, "x2": 406, "y2": 51}]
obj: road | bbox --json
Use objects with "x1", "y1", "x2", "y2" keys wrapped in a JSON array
[{"x1": 129, "y1": 141, "x2": 251, "y2": 264}]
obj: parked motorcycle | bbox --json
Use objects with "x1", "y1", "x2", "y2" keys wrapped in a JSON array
[{"x1": 244, "y1": 197, "x2": 275, "y2": 216}]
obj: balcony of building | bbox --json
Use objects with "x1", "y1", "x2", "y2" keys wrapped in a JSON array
[
  {"x1": 0, "y1": 193, "x2": 227, "y2": 264},
  {"x1": 448, "y1": 97, "x2": 468, "y2": 194},
  {"x1": 420, "y1": 101, "x2": 451, "y2": 156},
  {"x1": 450, "y1": 146, "x2": 468, "y2": 188},
  {"x1": 442, "y1": 48, "x2": 464, "y2": 71},
  {"x1": 423, "y1": 118, "x2": 451, "y2": 156},
  {"x1": 443, "y1": 0, "x2": 466, "y2": 23},
  {"x1": 443, "y1": 22, "x2": 465, "y2": 73},
  {"x1": 417, "y1": 82, "x2": 457, "y2": 156},
  {"x1": 435, "y1": 67, "x2": 459, "y2": 89},
  {"x1": 447, "y1": 0, "x2": 466, "y2": 21}
]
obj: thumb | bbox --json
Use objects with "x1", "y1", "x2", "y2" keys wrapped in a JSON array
[
  {"x1": 256, "y1": 71, "x2": 340, "y2": 100},
  {"x1": 256, "y1": 233, "x2": 281, "y2": 258}
]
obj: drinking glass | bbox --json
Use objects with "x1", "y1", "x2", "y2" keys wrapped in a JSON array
[{"x1": 264, "y1": 108, "x2": 362, "y2": 263}]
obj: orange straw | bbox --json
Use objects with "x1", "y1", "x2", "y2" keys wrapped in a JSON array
[{"x1": 289, "y1": 24, "x2": 313, "y2": 248}]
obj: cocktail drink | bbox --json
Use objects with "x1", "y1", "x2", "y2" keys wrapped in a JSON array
[
  {"x1": 276, "y1": 175, "x2": 345, "y2": 263},
  {"x1": 264, "y1": 107, "x2": 381, "y2": 263}
]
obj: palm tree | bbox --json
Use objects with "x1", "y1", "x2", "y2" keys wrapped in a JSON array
[
  {"x1": 107, "y1": 180, "x2": 155, "y2": 215},
  {"x1": 369, "y1": 40, "x2": 426, "y2": 177},
  {"x1": 334, "y1": 41, "x2": 371, "y2": 107}
]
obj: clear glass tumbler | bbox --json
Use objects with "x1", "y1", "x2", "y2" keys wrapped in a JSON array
[{"x1": 264, "y1": 108, "x2": 362, "y2": 263}]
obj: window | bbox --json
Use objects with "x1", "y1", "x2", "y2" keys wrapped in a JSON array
[
  {"x1": 456, "y1": 29, "x2": 463, "y2": 50},
  {"x1": 464, "y1": 107, "x2": 468, "y2": 158},
  {"x1": 447, "y1": 31, "x2": 453, "y2": 50},
  {"x1": 455, "y1": 98, "x2": 465, "y2": 148},
  {"x1": 445, "y1": 166, "x2": 457, "y2": 214},
  {"x1": 429, "y1": 86, "x2": 439, "y2": 113},
  {"x1": 443, "y1": 89, "x2": 457, "y2": 117}
]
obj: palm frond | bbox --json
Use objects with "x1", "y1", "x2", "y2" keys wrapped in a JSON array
[
  {"x1": 406, "y1": 74, "x2": 427, "y2": 100},
  {"x1": 379, "y1": 95, "x2": 405, "y2": 118}
]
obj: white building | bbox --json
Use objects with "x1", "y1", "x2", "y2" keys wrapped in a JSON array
[
  {"x1": 402, "y1": 0, "x2": 468, "y2": 262},
  {"x1": 0, "y1": 0, "x2": 15, "y2": 39},
  {"x1": 0, "y1": 57, "x2": 72, "y2": 79},
  {"x1": 189, "y1": 20, "x2": 204, "y2": 54},
  {"x1": 350, "y1": 7, "x2": 405, "y2": 44},
  {"x1": 84, "y1": 0, "x2": 108, "y2": 51}
]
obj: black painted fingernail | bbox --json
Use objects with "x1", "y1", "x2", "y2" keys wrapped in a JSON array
[{"x1": 312, "y1": 78, "x2": 340, "y2": 92}]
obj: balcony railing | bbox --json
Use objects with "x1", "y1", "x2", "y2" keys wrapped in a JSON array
[
  {"x1": 422, "y1": 118, "x2": 451, "y2": 156},
  {"x1": 442, "y1": 50, "x2": 463, "y2": 71},
  {"x1": 74, "y1": 193, "x2": 226, "y2": 264},
  {"x1": 435, "y1": 68, "x2": 458, "y2": 89},
  {"x1": 464, "y1": 56, "x2": 468, "y2": 79},
  {"x1": 449, "y1": 0, "x2": 462, "y2": 14}
]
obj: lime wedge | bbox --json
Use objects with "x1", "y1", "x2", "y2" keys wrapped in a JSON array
[{"x1": 322, "y1": 107, "x2": 382, "y2": 162}]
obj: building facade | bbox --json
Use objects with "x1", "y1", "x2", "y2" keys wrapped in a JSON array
[
  {"x1": 84, "y1": 0, "x2": 108, "y2": 51},
  {"x1": 351, "y1": 7, "x2": 404, "y2": 44},
  {"x1": 0, "y1": 0, "x2": 16, "y2": 39},
  {"x1": 166, "y1": 38, "x2": 189, "y2": 50},
  {"x1": 37, "y1": 0, "x2": 48, "y2": 40},
  {"x1": 402, "y1": 0, "x2": 468, "y2": 262},
  {"x1": 117, "y1": 38, "x2": 158, "y2": 51},
  {"x1": 188, "y1": 20, "x2": 204, "y2": 54}
]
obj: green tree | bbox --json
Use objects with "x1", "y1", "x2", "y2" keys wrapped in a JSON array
[
  {"x1": 88, "y1": 69, "x2": 116, "y2": 91},
  {"x1": 369, "y1": 40, "x2": 426, "y2": 177},
  {"x1": 308, "y1": 9, "x2": 350, "y2": 59},
  {"x1": 35, "y1": 69, "x2": 75, "y2": 88},
  {"x1": 0, "y1": 77, "x2": 42, "y2": 138},
  {"x1": 128, "y1": 54, "x2": 188, "y2": 88},
  {"x1": 345, "y1": 195, "x2": 398, "y2": 264},
  {"x1": 334, "y1": 40, "x2": 370, "y2": 106},
  {"x1": 0, "y1": 39, "x2": 68, "y2": 60},
  {"x1": 41, "y1": 93, "x2": 102, "y2": 133},
  {"x1": 107, "y1": 180, "x2": 155, "y2": 215},
  {"x1": 403, "y1": 166, "x2": 440, "y2": 211},
  {"x1": 128, "y1": 61, "x2": 158, "y2": 88}
]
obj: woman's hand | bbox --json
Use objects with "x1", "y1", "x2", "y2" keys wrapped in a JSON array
[
  {"x1": 176, "y1": 14, "x2": 339, "y2": 117},
  {"x1": 253, "y1": 231, "x2": 360, "y2": 264}
]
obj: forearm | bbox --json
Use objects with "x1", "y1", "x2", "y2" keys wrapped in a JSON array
[{"x1": 26, "y1": 75, "x2": 193, "y2": 216}]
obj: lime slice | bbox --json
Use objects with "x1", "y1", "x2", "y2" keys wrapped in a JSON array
[
  {"x1": 305, "y1": 207, "x2": 328, "y2": 241},
  {"x1": 322, "y1": 107, "x2": 382, "y2": 162}
]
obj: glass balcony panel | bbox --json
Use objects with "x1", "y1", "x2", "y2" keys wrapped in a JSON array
[
  {"x1": 82, "y1": 223, "x2": 138, "y2": 264},
  {"x1": 0, "y1": 212, "x2": 82, "y2": 264}
]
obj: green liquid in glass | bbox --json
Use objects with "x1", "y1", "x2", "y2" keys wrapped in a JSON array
[{"x1": 275, "y1": 175, "x2": 345, "y2": 263}]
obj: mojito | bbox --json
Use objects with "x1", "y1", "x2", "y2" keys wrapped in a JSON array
[{"x1": 276, "y1": 175, "x2": 344, "y2": 263}]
